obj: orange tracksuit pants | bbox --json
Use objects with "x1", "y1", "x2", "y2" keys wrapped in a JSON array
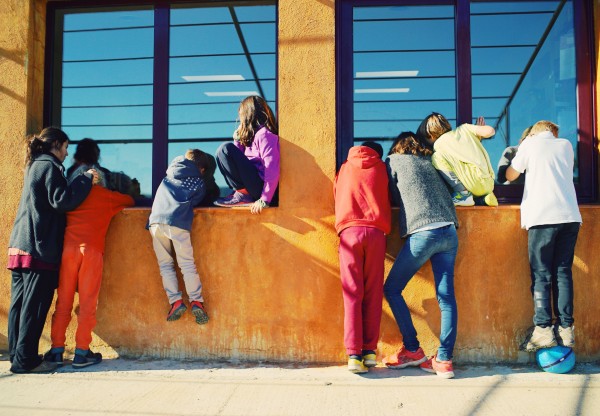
[{"x1": 51, "y1": 243, "x2": 104, "y2": 351}]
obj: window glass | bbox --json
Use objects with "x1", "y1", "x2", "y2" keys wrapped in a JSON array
[
  {"x1": 353, "y1": 5, "x2": 455, "y2": 155},
  {"x1": 58, "y1": 7, "x2": 154, "y2": 198},
  {"x1": 168, "y1": 3, "x2": 277, "y2": 192},
  {"x1": 52, "y1": 2, "x2": 277, "y2": 200},
  {"x1": 470, "y1": 0, "x2": 578, "y2": 183}
]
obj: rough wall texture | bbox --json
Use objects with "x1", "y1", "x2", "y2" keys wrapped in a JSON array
[{"x1": 0, "y1": 0, "x2": 598, "y2": 364}]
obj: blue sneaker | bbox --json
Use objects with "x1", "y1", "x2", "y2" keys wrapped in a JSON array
[
  {"x1": 72, "y1": 350, "x2": 102, "y2": 368},
  {"x1": 214, "y1": 191, "x2": 254, "y2": 207},
  {"x1": 452, "y1": 191, "x2": 474, "y2": 206},
  {"x1": 43, "y1": 349, "x2": 64, "y2": 367}
]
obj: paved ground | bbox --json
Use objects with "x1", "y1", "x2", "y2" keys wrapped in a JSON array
[{"x1": 0, "y1": 355, "x2": 599, "y2": 416}]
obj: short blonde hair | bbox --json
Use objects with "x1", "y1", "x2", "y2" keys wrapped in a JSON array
[
  {"x1": 185, "y1": 149, "x2": 210, "y2": 173},
  {"x1": 530, "y1": 120, "x2": 559, "y2": 137},
  {"x1": 417, "y1": 112, "x2": 452, "y2": 142}
]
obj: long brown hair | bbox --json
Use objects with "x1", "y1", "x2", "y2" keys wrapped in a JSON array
[
  {"x1": 236, "y1": 96, "x2": 278, "y2": 147},
  {"x1": 25, "y1": 127, "x2": 69, "y2": 166},
  {"x1": 388, "y1": 131, "x2": 433, "y2": 157}
]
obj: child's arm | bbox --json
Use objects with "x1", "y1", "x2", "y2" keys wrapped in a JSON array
[
  {"x1": 472, "y1": 116, "x2": 495, "y2": 139},
  {"x1": 505, "y1": 166, "x2": 521, "y2": 182}
]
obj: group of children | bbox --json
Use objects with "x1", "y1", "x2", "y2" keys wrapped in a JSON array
[
  {"x1": 8, "y1": 103, "x2": 580, "y2": 375},
  {"x1": 335, "y1": 114, "x2": 581, "y2": 378}
]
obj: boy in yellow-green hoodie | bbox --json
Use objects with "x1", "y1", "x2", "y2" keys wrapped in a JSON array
[{"x1": 417, "y1": 113, "x2": 498, "y2": 207}]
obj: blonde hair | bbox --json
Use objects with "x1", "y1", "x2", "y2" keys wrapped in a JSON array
[
  {"x1": 417, "y1": 112, "x2": 452, "y2": 143},
  {"x1": 185, "y1": 149, "x2": 210, "y2": 173},
  {"x1": 519, "y1": 126, "x2": 533, "y2": 144},
  {"x1": 530, "y1": 120, "x2": 559, "y2": 137}
]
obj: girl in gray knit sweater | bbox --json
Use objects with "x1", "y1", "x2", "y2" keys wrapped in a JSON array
[{"x1": 383, "y1": 132, "x2": 459, "y2": 379}]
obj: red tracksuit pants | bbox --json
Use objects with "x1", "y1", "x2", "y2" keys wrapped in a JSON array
[
  {"x1": 51, "y1": 243, "x2": 104, "y2": 351},
  {"x1": 338, "y1": 226, "x2": 386, "y2": 356}
]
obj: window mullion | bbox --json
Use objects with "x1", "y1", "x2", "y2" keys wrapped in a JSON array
[
  {"x1": 455, "y1": 0, "x2": 472, "y2": 125},
  {"x1": 152, "y1": 2, "x2": 170, "y2": 197}
]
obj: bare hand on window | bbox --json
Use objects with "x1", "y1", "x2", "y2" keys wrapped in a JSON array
[{"x1": 250, "y1": 199, "x2": 267, "y2": 214}]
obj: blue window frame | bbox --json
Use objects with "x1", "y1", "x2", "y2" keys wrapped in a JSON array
[
  {"x1": 337, "y1": 0, "x2": 595, "y2": 203},
  {"x1": 46, "y1": 1, "x2": 277, "y2": 201}
]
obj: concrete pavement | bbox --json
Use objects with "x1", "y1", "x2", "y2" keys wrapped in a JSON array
[{"x1": 0, "y1": 355, "x2": 599, "y2": 416}]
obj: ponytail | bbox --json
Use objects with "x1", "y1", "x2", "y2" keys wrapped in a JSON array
[{"x1": 24, "y1": 127, "x2": 69, "y2": 167}]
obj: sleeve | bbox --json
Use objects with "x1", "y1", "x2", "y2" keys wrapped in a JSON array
[
  {"x1": 108, "y1": 189, "x2": 135, "y2": 216},
  {"x1": 385, "y1": 159, "x2": 402, "y2": 207},
  {"x1": 190, "y1": 178, "x2": 207, "y2": 207},
  {"x1": 256, "y1": 130, "x2": 280, "y2": 203},
  {"x1": 44, "y1": 164, "x2": 93, "y2": 213},
  {"x1": 510, "y1": 143, "x2": 528, "y2": 173}
]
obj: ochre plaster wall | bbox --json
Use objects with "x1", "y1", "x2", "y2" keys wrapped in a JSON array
[{"x1": 0, "y1": 0, "x2": 599, "y2": 364}]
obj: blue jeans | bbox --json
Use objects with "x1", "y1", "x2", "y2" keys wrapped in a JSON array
[
  {"x1": 528, "y1": 222, "x2": 580, "y2": 327},
  {"x1": 384, "y1": 225, "x2": 458, "y2": 361}
]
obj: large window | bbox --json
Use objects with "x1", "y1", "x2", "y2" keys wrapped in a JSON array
[
  {"x1": 47, "y1": 1, "x2": 277, "y2": 201},
  {"x1": 337, "y1": 0, "x2": 595, "y2": 202}
]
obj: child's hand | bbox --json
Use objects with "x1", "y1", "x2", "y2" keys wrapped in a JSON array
[
  {"x1": 250, "y1": 199, "x2": 268, "y2": 214},
  {"x1": 476, "y1": 116, "x2": 486, "y2": 126},
  {"x1": 87, "y1": 168, "x2": 100, "y2": 184}
]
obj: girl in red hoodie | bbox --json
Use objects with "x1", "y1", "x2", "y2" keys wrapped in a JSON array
[{"x1": 334, "y1": 142, "x2": 391, "y2": 373}]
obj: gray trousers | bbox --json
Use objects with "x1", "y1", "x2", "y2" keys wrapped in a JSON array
[{"x1": 150, "y1": 224, "x2": 204, "y2": 304}]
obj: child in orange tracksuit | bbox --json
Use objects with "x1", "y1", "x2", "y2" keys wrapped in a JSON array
[
  {"x1": 44, "y1": 166, "x2": 134, "y2": 368},
  {"x1": 334, "y1": 142, "x2": 391, "y2": 373}
]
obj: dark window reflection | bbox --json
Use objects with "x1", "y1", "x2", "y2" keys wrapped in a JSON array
[
  {"x1": 352, "y1": 5, "x2": 456, "y2": 154},
  {"x1": 54, "y1": 2, "x2": 277, "y2": 198},
  {"x1": 470, "y1": 0, "x2": 578, "y2": 184}
]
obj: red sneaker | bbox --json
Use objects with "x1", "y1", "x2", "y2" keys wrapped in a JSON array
[
  {"x1": 166, "y1": 299, "x2": 187, "y2": 321},
  {"x1": 383, "y1": 346, "x2": 427, "y2": 369},
  {"x1": 420, "y1": 354, "x2": 455, "y2": 379},
  {"x1": 190, "y1": 301, "x2": 209, "y2": 325}
]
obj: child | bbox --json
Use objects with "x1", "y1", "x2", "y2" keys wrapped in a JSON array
[
  {"x1": 417, "y1": 113, "x2": 498, "y2": 206},
  {"x1": 505, "y1": 121, "x2": 582, "y2": 351},
  {"x1": 334, "y1": 141, "x2": 391, "y2": 373},
  {"x1": 7, "y1": 127, "x2": 96, "y2": 374},
  {"x1": 384, "y1": 132, "x2": 459, "y2": 379},
  {"x1": 214, "y1": 95, "x2": 279, "y2": 214},
  {"x1": 496, "y1": 126, "x2": 532, "y2": 184},
  {"x1": 148, "y1": 149, "x2": 211, "y2": 325},
  {"x1": 45, "y1": 161, "x2": 135, "y2": 368}
]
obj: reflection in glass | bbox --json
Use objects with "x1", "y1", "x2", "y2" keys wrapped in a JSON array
[
  {"x1": 169, "y1": 3, "x2": 277, "y2": 190},
  {"x1": 56, "y1": 7, "x2": 154, "y2": 198},
  {"x1": 353, "y1": 5, "x2": 456, "y2": 154},
  {"x1": 470, "y1": 0, "x2": 578, "y2": 184}
]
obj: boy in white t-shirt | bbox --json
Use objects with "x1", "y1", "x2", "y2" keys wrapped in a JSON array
[{"x1": 506, "y1": 120, "x2": 582, "y2": 352}]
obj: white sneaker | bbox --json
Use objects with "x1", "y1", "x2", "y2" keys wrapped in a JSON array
[
  {"x1": 522, "y1": 326, "x2": 557, "y2": 352},
  {"x1": 556, "y1": 325, "x2": 575, "y2": 347}
]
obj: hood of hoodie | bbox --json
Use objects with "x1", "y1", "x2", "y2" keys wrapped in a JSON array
[
  {"x1": 166, "y1": 156, "x2": 200, "y2": 180},
  {"x1": 347, "y1": 146, "x2": 382, "y2": 169}
]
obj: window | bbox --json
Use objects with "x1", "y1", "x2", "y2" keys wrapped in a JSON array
[
  {"x1": 46, "y1": 1, "x2": 277, "y2": 201},
  {"x1": 337, "y1": 0, "x2": 595, "y2": 202}
]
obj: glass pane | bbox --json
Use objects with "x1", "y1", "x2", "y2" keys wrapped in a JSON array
[
  {"x1": 57, "y1": 7, "x2": 154, "y2": 200},
  {"x1": 353, "y1": 5, "x2": 456, "y2": 154},
  {"x1": 169, "y1": 2, "x2": 277, "y2": 192},
  {"x1": 470, "y1": 0, "x2": 578, "y2": 184}
]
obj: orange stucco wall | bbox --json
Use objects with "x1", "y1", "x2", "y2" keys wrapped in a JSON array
[{"x1": 0, "y1": 0, "x2": 598, "y2": 364}]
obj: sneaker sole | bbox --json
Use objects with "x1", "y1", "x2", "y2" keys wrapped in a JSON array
[
  {"x1": 525, "y1": 340, "x2": 558, "y2": 352},
  {"x1": 213, "y1": 201, "x2": 254, "y2": 208},
  {"x1": 385, "y1": 356, "x2": 427, "y2": 369},
  {"x1": 348, "y1": 367, "x2": 368, "y2": 374},
  {"x1": 72, "y1": 360, "x2": 101, "y2": 369},
  {"x1": 363, "y1": 360, "x2": 377, "y2": 368},
  {"x1": 192, "y1": 308, "x2": 209, "y2": 325},
  {"x1": 167, "y1": 306, "x2": 187, "y2": 321},
  {"x1": 436, "y1": 370, "x2": 455, "y2": 379}
]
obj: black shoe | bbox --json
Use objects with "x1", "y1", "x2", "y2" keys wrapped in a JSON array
[
  {"x1": 43, "y1": 350, "x2": 64, "y2": 367},
  {"x1": 72, "y1": 350, "x2": 102, "y2": 368},
  {"x1": 10, "y1": 360, "x2": 58, "y2": 374}
]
